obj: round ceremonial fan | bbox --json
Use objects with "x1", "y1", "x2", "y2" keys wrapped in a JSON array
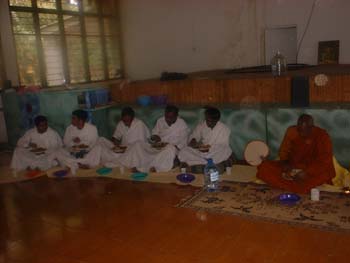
[{"x1": 244, "y1": 140, "x2": 269, "y2": 166}]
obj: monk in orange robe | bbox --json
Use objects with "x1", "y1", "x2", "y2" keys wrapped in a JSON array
[{"x1": 257, "y1": 114, "x2": 335, "y2": 194}]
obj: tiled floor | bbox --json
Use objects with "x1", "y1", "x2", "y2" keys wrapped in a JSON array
[{"x1": 0, "y1": 152, "x2": 350, "y2": 262}]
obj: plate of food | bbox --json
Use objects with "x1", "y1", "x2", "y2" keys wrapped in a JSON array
[
  {"x1": 29, "y1": 147, "x2": 46, "y2": 155},
  {"x1": 198, "y1": 144, "x2": 210, "y2": 153},
  {"x1": 278, "y1": 193, "x2": 301, "y2": 205},
  {"x1": 151, "y1": 142, "x2": 168, "y2": 150},
  {"x1": 113, "y1": 145, "x2": 127, "y2": 153},
  {"x1": 71, "y1": 144, "x2": 89, "y2": 151},
  {"x1": 282, "y1": 169, "x2": 302, "y2": 181},
  {"x1": 30, "y1": 147, "x2": 46, "y2": 152},
  {"x1": 70, "y1": 145, "x2": 81, "y2": 153}
]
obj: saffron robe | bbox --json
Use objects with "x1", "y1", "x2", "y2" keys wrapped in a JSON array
[{"x1": 257, "y1": 126, "x2": 336, "y2": 194}]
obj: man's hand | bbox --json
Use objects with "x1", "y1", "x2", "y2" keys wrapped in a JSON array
[
  {"x1": 29, "y1": 142, "x2": 37, "y2": 148},
  {"x1": 281, "y1": 161, "x2": 292, "y2": 173},
  {"x1": 150, "y1": 135, "x2": 161, "y2": 143},
  {"x1": 294, "y1": 170, "x2": 306, "y2": 181},
  {"x1": 73, "y1": 137, "x2": 81, "y2": 144},
  {"x1": 112, "y1": 137, "x2": 121, "y2": 146},
  {"x1": 188, "y1": 139, "x2": 198, "y2": 148},
  {"x1": 78, "y1": 144, "x2": 89, "y2": 149}
]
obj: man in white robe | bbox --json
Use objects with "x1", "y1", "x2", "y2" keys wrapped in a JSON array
[
  {"x1": 120, "y1": 105, "x2": 189, "y2": 172},
  {"x1": 178, "y1": 107, "x2": 232, "y2": 169},
  {"x1": 56, "y1": 110, "x2": 101, "y2": 174},
  {"x1": 11, "y1": 115, "x2": 62, "y2": 172},
  {"x1": 99, "y1": 107, "x2": 150, "y2": 167}
]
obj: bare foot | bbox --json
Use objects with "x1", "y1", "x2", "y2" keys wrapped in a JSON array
[
  {"x1": 150, "y1": 167, "x2": 156, "y2": 173},
  {"x1": 78, "y1": 163, "x2": 90, "y2": 169}
]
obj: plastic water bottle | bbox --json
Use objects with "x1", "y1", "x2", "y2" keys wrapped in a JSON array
[
  {"x1": 204, "y1": 158, "x2": 220, "y2": 192},
  {"x1": 271, "y1": 51, "x2": 287, "y2": 76}
]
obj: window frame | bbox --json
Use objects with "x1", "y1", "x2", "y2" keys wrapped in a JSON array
[
  {"x1": 9, "y1": 0, "x2": 122, "y2": 89},
  {"x1": 0, "y1": 35, "x2": 5, "y2": 90}
]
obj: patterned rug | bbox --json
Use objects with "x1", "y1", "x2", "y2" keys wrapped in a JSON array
[{"x1": 178, "y1": 181, "x2": 350, "y2": 231}]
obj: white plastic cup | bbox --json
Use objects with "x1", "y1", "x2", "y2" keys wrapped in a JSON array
[
  {"x1": 119, "y1": 166, "x2": 125, "y2": 175},
  {"x1": 226, "y1": 167, "x2": 232, "y2": 175},
  {"x1": 311, "y1": 188, "x2": 320, "y2": 201},
  {"x1": 344, "y1": 176, "x2": 350, "y2": 187},
  {"x1": 181, "y1": 167, "x2": 186, "y2": 174}
]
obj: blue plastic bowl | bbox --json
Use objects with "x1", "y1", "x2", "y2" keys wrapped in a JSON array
[
  {"x1": 53, "y1": 169, "x2": 68, "y2": 177},
  {"x1": 96, "y1": 167, "x2": 112, "y2": 176},
  {"x1": 279, "y1": 193, "x2": 301, "y2": 205},
  {"x1": 176, "y1": 173, "x2": 195, "y2": 183},
  {"x1": 131, "y1": 172, "x2": 148, "y2": 181},
  {"x1": 137, "y1": 95, "x2": 151, "y2": 106}
]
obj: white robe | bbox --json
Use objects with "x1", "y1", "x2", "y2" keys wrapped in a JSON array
[
  {"x1": 152, "y1": 117, "x2": 189, "y2": 149},
  {"x1": 119, "y1": 117, "x2": 189, "y2": 172},
  {"x1": 11, "y1": 127, "x2": 63, "y2": 171},
  {"x1": 99, "y1": 118, "x2": 150, "y2": 167},
  {"x1": 56, "y1": 122, "x2": 101, "y2": 174},
  {"x1": 178, "y1": 121, "x2": 232, "y2": 166}
]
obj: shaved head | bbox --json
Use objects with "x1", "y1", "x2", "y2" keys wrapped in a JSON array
[{"x1": 297, "y1": 114, "x2": 313, "y2": 137}]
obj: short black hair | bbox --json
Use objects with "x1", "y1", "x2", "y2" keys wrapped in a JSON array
[
  {"x1": 165, "y1": 105, "x2": 178, "y2": 115},
  {"x1": 72, "y1": 109, "x2": 88, "y2": 122},
  {"x1": 121, "y1": 107, "x2": 135, "y2": 118},
  {"x1": 204, "y1": 107, "x2": 220, "y2": 121},
  {"x1": 297, "y1": 113, "x2": 313, "y2": 125},
  {"x1": 34, "y1": 115, "x2": 47, "y2": 126}
]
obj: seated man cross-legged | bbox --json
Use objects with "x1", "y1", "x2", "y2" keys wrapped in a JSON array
[
  {"x1": 56, "y1": 110, "x2": 101, "y2": 174},
  {"x1": 99, "y1": 106, "x2": 150, "y2": 168},
  {"x1": 11, "y1": 115, "x2": 62, "y2": 173},
  {"x1": 257, "y1": 114, "x2": 336, "y2": 194},
  {"x1": 178, "y1": 107, "x2": 232, "y2": 173}
]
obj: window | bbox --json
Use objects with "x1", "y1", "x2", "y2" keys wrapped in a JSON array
[
  {"x1": 265, "y1": 26, "x2": 297, "y2": 65},
  {"x1": 9, "y1": 0, "x2": 122, "y2": 88}
]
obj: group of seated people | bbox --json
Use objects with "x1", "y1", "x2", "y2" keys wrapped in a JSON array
[{"x1": 10, "y1": 105, "x2": 336, "y2": 194}]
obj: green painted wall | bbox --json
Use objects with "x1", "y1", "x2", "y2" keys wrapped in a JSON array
[{"x1": 3, "y1": 87, "x2": 107, "y2": 145}]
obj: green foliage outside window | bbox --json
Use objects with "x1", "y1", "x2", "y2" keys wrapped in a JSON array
[{"x1": 9, "y1": 0, "x2": 122, "y2": 88}]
